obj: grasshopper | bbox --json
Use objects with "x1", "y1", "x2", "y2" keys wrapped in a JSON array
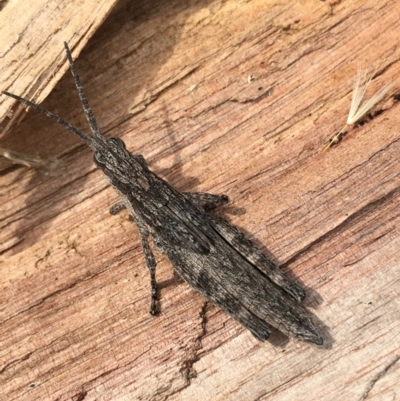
[{"x1": 3, "y1": 43, "x2": 323, "y2": 345}]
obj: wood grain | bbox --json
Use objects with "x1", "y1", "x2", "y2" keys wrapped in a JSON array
[
  {"x1": 0, "y1": 0, "x2": 119, "y2": 141},
  {"x1": 1, "y1": 0, "x2": 399, "y2": 400}
]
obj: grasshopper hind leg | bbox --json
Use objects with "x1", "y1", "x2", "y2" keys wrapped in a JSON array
[
  {"x1": 210, "y1": 217, "x2": 306, "y2": 303},
  {"x1": 138, "y1": 227, "x2": 159, "y2": 315},
  {"x1": 109, "y1": 201, "x2": 159, "y2": 315},
  {"x1": 185, "y1": 192, "x2": 306, "y2": 302},
  {"x1": 186, "y1": 191, "x2": 306, "y2": 302}
]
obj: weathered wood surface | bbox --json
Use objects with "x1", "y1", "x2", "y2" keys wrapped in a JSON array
[
  {"x1": 0, "y1": 0, "x2": 120, "y2": 167},
  {"x1": 1, "y1": 0, "x2": 399, "y2": 400}
]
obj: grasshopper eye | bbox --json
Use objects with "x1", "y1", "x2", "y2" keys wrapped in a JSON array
[
  {"x1": 108, "y1": 137, "x2": 126, "y2": 149},
  {"x1": 94, "y1": 150, "x2": 106, "y2": 165}
]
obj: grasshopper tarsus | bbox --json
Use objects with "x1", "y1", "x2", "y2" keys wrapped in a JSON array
[{"x1": 110, "y1": 202, "x2": 127, "y2": 215}]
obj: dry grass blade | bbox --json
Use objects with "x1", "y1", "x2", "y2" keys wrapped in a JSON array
[
  {"x1": 323, "y1": 68, "x2": 391, "y2": 151},
  {"x1": 347, "y1": 68, "x2": 391, "y2": 125},
  {"x1": 0, "y1": 147, "x2": 59, "y2": 173}
]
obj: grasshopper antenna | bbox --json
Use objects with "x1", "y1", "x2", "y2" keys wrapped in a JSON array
[
  {"x1": 2, "y1": 42, "x2": 103, "y2": 149},
  {"x1": 2, "y1": 89, "x2": 93, "y2": 147},
  {"x1": 62, "y1": 42, "x2": 103, "y2": 142}
]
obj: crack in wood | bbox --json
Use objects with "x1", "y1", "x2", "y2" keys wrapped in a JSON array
[
  {"x1": 180, "y1": 301, "x2": 209, "y2": 385},
  {"x1": 281, "y1": 184, "x2": 400, "y2": 269},
  {"x1": 358, "y1": 356, "x2": 399, "y2": 401}
]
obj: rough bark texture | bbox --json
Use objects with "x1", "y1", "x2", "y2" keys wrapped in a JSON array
[{"x1": 1, "y1": 0, "x2": 399, "y2": 400}]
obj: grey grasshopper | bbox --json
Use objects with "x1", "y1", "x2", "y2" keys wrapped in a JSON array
[{"x1": 3, "y1": 43, "x2": 323, "y2": 345}]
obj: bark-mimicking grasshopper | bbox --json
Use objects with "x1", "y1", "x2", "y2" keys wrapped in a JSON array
[{"x1": 3, "y1": 43, "x2": 323, "y2": 345}]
